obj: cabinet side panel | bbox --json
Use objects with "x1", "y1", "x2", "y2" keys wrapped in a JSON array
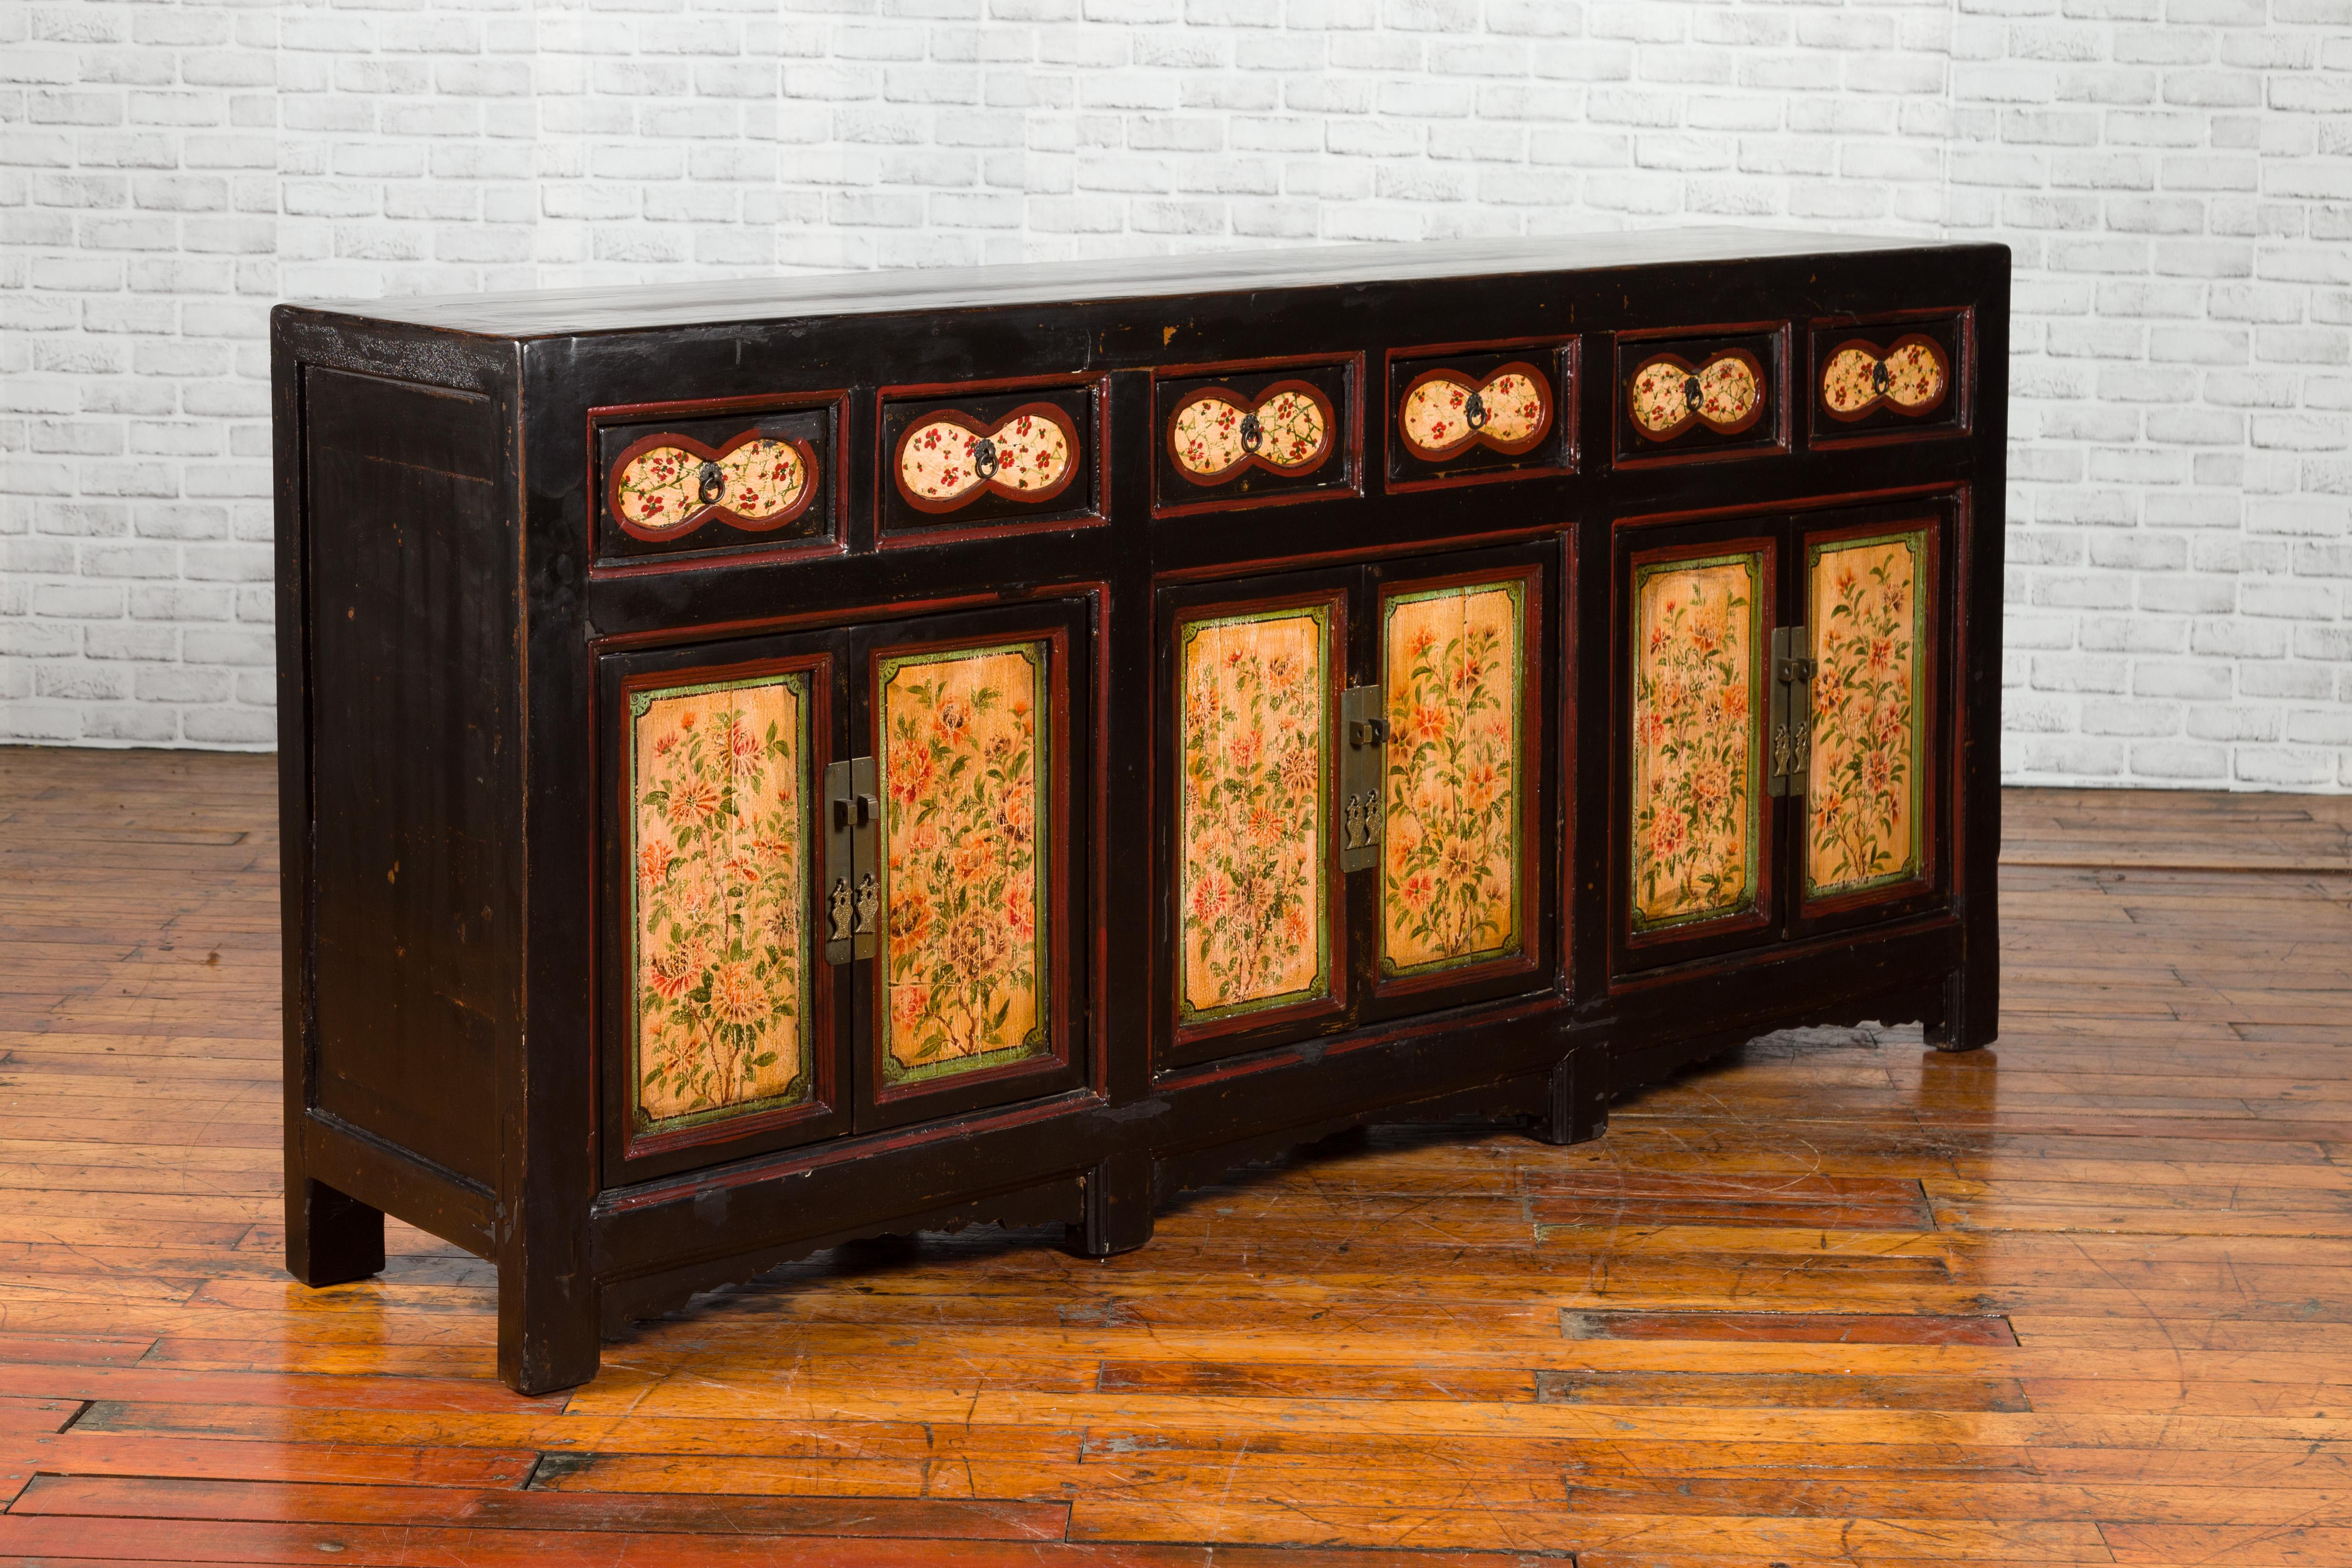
[{"x1": 304, "y1": 365, "x2": 511, "y2": 1186}]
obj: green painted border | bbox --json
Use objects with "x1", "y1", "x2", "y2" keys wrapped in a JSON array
[
  {"x1": 1627, "y1": 550, "x2": 1765, "y2": 935},
  {"x1": 629, "y1": 669, "x2": 815, "y2": 1137},
  {"x1": 1175, "y1": 602, "x2": 1335, "y2": 1026},
  {"x1": 1376, "y1": 578, "x2": 1528, "y2": 980},
  {"x1": 874, "y1": 639, "x2": 1054, "y2": 1087},
  {"x1": 1804, "y1": 528, "x2": 1928, "y2": 899}
]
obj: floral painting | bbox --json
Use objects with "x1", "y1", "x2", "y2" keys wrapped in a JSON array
[
  {"x1": 614, "y1": 438, "x2": 808, "y2": 532},
  {"x1": 1178, "y1": 606, "x2": 1330, "y2": 1023},
  {"x1": 1399, "y1": 370, "x2": 1548, "y2": 457},
  {"x1": 897, "y1": 410, "x2": 1073, "y2": 508},
  {"x1": 631, "y1": 673, "x2": 811, "y2": 1132},
  {"x1": 878, "y1": 642, "x2": 1050, "y2": 1086},
  {"x1": 1629, "y1": 554, "x2": 1761, "y2": 931},
  {"x1": 1822, "y1": 339, "x2": 1949, "y2": 419},
  {"x1": 1171, "y1": 387, "x2": 1330, "y2": 478},
  {"x1": 1627, "y1": 354, "x2": 1762, "y2": 439},
  {"x1": 1808, "y1": 532, "x2": 1925, "y2": 897},
  {"x1": 1382, "y1": 581, "x2": 1525, "y2": 976}
]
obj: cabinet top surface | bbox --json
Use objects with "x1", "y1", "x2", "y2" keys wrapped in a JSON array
[{"x1": 285, "y1": 228, "x2": 1991, "y2": 340}]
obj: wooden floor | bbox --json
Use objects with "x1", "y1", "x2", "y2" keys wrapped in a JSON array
[{"x1": 0, "y1": 748, "x2": 2348, "y2": 1568}]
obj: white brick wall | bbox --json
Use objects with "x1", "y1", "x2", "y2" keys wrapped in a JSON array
[{"x1": 4, "y1": 0, "x2": 2347, "y2": 787}]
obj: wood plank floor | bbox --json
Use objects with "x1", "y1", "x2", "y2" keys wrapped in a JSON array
[{"x1": 0, "y1": 746, "x2": 2348, "y2": 1568}]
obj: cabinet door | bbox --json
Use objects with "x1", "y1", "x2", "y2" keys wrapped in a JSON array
[
  {"x1": 1159, "y1": 574, "x2": 1349, "y2": 1067},
  {"x1": 852, "y1": 599, "x2": 1091, "y2": 1130},
  {"x1": 1794, "y1": 512, "x2": 1947, "y2": 929},
  {"x1": 601, "y1": 634, "x2": 851, "y2": 1185},
  {"x1": 1364, "y1": 547, "x2": 1551, "y2": 1014},
  {"x1": 1614, "y1": 527, "x2": 1779, "y2": 974}
]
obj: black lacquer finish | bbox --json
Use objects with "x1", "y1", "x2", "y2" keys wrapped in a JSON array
[{"x1": 274, "y1": 230, "x2": 2007, "y2": 1392}]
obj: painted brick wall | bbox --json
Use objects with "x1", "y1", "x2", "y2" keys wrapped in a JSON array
[{"x1": 4, "y1": 0, "x2": 2347, "y2": 788}]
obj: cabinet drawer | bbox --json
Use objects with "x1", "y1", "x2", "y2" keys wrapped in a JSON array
[
  {"x1": 1385, "y1": 339, "x2": 1578, "y2": 491},
  {"x1": 591, "y1": 394, "x2": 844, "y2": 570},
  {"x1": 1808, "y1": 311, "x2": 1971, "y2": 448},
  {"x1": 878, "y1": 375, "x2": 1107, "y2": 547},
  {"x1": 1614, "y1": 326, "x2": 1788, "y2": 468}
]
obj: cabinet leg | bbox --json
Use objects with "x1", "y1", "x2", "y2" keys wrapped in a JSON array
[
  {"x1": 285, "y1": 1177, "x2": 384, "y2": 1287},
  {"x1": 497, "y1": 1267, "x2": 602, "y2": 1397},
  {"x1": 1925, "y1": 968, "x2": 1995, "y2": 1053},
  {"x1": 1068, "y1": 1149, "x2": 1155, "y2": 1258},
  {"x1": 1533, "y1": 1052, "x2": 1608, "y2": 1147}
]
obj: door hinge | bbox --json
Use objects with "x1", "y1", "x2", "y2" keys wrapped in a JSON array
[
  {"x1": 1767, "y1": 624, "x2": 1813, "y2": 798},
  {"x1": 823, "y1": 756, "x2": 879, "y2": 964},
  {"x1": 1339, "y1": 684, "x2": 1387, "y2": 874}
]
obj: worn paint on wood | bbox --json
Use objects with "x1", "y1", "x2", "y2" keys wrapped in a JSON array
[
  {"x1": 1177, "y1": 607, "x2": 1331, "y2": 1022},
  {"x1": 1381, "y1": 580, "x2": 1525, "y2": 976},
  {"x1": 630, "y1": 673, "x2": 812, "y2": 1132},
  {"x1": 1628, "y1": 553, "x2": 1761, "y2": 931},
  {"x1": 877, "y1": 642, "x2": 1051, "y2": 1086},
  {"x1": 1808, "y1": 530, "x2": 1926, "y2": 898}
]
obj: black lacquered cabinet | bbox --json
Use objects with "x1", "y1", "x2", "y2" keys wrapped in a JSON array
[{"x1": 274, "y1": 231, "x2": 2007, "y2": 1392}]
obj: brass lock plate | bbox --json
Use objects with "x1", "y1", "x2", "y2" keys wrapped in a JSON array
[
  {"x1": 823, "y1": 756, "x2": 880, "y2": 963},
  {"x1": 1339, "y1": 684, "x2": 1386, "y2": 874}
]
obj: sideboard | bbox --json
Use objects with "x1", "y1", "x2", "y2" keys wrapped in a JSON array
[{"x1": 273, "y1": 230, "x2": 2007, "y2": 1393}]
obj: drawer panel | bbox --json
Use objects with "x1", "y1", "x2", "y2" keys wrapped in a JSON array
[
  {"x1": 1808, "y1": 312, "x2": 1970, "y2": 447},
  {"x1": 1385, "y1": 339, "x2": 1577, "y2": 491},
  {"x1": 878, "y1": 376, "x2": 1106, "y2": 546},
  {"x1": 1614, "y1": 326, "x2": 1787, "y2": 468},
  {"x1": 592, "y1": 394, "x2": 844, "y2": 569},
  {"x1": 1153, "y1": 357, "x2": 1361, "y2": 516}
]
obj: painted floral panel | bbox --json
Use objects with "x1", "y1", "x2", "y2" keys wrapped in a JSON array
[
  {"x1": 1178, "y1": 606, "x2": 1330, "y2": 1021},
  {"x1": 616, "y1": 439, "x2": 808, "y2": 531},
  {"x1": 1882, "y1": 340, "x2": 1947, "y2": 408},
  {"x1": 1626, "y1": 359, "x2": 1695, "y2": 437},
  {"x1": 1629, "y1": 554, "x2": 1761, "y2": 931},
  {"x1": 1808, "y1": 533, "x2": 1925, "y2": 898},
  {"x1": 1628, "y1": 356, "x2": 1762, "y2": 438},
  {"x1": 631, "y1": 673, "x2": 811, "y2": 1132},
  {"x1": 899, "y1": 412, "x2": 1072, "y2": 505},
  {"x1": 1823, "y1": 340, "x2": 1949, "y2": 418},
  {"x1": 1821, "y1": 348, "x2": 1881, "y2": 418},
  {"x1": 879, "y1": 643, "x2": 1050, "y2": 1086},
  {"x1": 1696, "y1": 356, "x2": 1761, "y2": 425},
  {"x1": 1382, "y1": 581, "x2": 1525, "y2": 976},
  {"x1": 1400, "y1": 372, "x2": 1546, "y2": 453},
  {"x1": 1171, "y1": 390, "x2": 1328, "y2": 476}
]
